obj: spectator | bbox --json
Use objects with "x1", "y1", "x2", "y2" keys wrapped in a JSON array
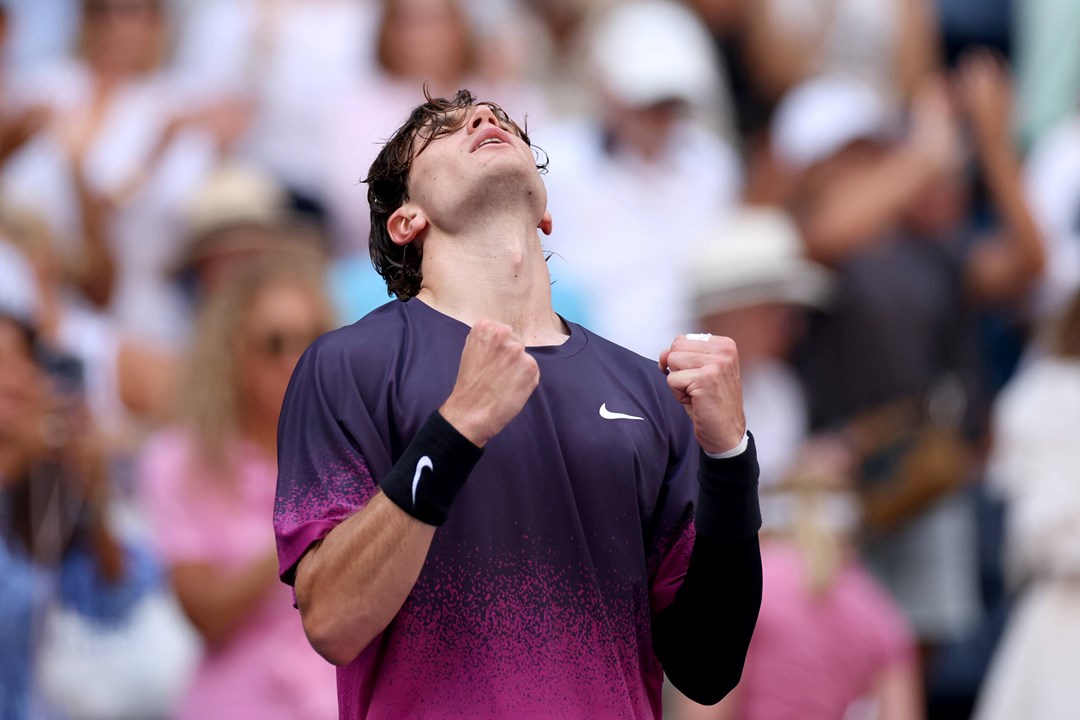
[
  {"x1": 322, "y1": 0, "x2": 552, "y2": 324},
  {"x1": 0, "y1": 202, "x2": 177, "y2": 447},
  {"x1": 692, "y1": 0, "x2": 938, "y2": 116},
  {"x1": 782, "y1": 53, "x2": 1044, "y2": 655},
  {"x1": 174, "y1": 161, "x2": 327, "y2": 298},
  {"x1": 140, "y1": 257, "x2": 337, "y2": 720},
  {"x1": 543, "y1": 0, "x2": 741, "y2": 358},
  {"x1": 323, "y1": 0, "x2": 543, "y2": 255},
  {"x1": 0, "y1": 240, "x2": 170, "y2": 719},
  {"x1": 683, "y1": 206, "x2": 832, "y2": 489},
  {"x1": 669, "y1": 204, "x2": 920, "y2": 719},
  {"x1": 1, "y1": 0, "x2": 240, "y2": 348},
  {"x1": 973, "y1": 287, "x2": 1080, "y2": 720},
  {"x1": 175, "y1": 0, "x2": 376, "y2": 205}
]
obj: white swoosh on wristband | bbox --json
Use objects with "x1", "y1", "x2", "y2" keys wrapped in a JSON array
[{"x1": 412, "y1": 456, "x2": 433, "y2": 505}]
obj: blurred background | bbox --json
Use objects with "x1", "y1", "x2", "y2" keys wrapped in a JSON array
[{"x1": 1, "y1": 0, "x2": 1079, "y2": 718}]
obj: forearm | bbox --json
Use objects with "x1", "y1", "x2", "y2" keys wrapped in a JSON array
[
  {"x1": 896, "y1": 0, "x2": 939, "y2": 101},
  {"x1": 802, "y1": 147, "x2": 935, "y2": 265},
  {"x1": 69, "y1": 161, "x2": 115, "y2": 307},
  {"x1": 295, "y1": 410, "x2": 483, "y2": 666},
  {"x1": 966, "y1": 142, "x2": 1046, "y2": 302},
  {"x1": 173, "y1": 550, "x2": 280, "y2": 646},
  {"x1": 654, "y1": 443, "x2": 763, "y2": 705},
  {"x1": 295, "y1": 493, "x2": 436, "y2": 665}
]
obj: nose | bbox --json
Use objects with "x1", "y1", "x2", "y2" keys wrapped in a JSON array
[{"x1": 466, "y1": 105, "x2": 499, "y2": 134}]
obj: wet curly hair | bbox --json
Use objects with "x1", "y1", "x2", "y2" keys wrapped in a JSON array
[{"x1": 363, "y1": 88, "x2": 547, "y2": 300}]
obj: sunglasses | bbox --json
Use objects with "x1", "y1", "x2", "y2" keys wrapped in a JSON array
[
  {"x1": 84, "y1": 0, "x2": 161, "y2": 20},
  {"x1": 249, "y1": 329, "x2": 320, "y2": 360}
]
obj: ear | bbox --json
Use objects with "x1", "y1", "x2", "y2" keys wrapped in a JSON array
[
  {"x1": 388, "y1": 204, "x2": 429, "y2": 247},
  {"x1": 538, "y1": 210, "x2": 553, "y2": 236}
]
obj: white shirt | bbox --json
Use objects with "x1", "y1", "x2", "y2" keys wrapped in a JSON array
[
  {"x1": 541, "y1": 118, "x2": 741, "y2": 360},
  {"x1": 2, "y1": 61, "x2": 217, "y2": 348}
]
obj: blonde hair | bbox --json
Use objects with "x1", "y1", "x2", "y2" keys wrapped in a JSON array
[
  {"x1": 790, "y1": 485, "x2": 846, "y2": 597},
  {"x1": 766, "y1": 459, "x2": 859, "y2": 597},
  {"x1": 176, "y1": 254, "x2": 332, "y2": 482}
]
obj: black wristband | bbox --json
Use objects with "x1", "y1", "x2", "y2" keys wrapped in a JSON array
[
  {"x1": 696, "y1": 432, "x2": 762, "y2": 540},
  {"x1": 379, "y1": 411, "x2": 484, "y2": 526}
]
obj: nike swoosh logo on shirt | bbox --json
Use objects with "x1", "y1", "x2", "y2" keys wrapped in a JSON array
[
  {"x1": 599, "y1": 403, "x2": 644, "y2": 421},
  {"x1": 412, "y1": 456, "x2": 433, "y2": 505}
]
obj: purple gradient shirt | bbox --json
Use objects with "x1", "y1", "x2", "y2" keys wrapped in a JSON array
[{"x1": 274, "y1": 299, "x2": 700, "y2": 719}]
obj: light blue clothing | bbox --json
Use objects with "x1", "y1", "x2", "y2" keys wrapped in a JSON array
[
  {"x1": 0, "y1": 0, "x2": 78, "y2": 71},
  {"x1": 328, "y1": 252, "x2": 594, "y2": 328},
  {"x1": 1016, "y1": 0, "x2": 1080, "y2": 147},
  {"x1": 0, "y1": 533, "x2": 160, "y2": 720}
]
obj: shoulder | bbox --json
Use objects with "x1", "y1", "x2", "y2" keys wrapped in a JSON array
[
  {"x1": 577, "y1": 323, "x2": 663, "y2": 374},
  {"x1": 285, "y1": 301, "x2": 413, "y2": 410},
  {"x1": 305, "y1": 300, "x2": 408, "y2": 365}
]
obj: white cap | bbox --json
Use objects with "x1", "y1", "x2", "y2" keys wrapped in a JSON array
[
  {"x1": 589, "y1": 0, "x2": 721, "y2": 109},
  {"x1": 185, "y1": 162, "x2": 288, "y2": 242},
  {"x1": 689, "y1": 206, "x2": 833, "y2": 315},
  {"x1": 0, "y1": 240, "x2": 39, "y2": 330},
  {"x1": 772, "y1": 75, "x2": 894, "y2": 170}
]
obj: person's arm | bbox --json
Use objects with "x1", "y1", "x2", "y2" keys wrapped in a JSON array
[
  {"x1": 896, "y1": 0, "x2": 940, "y2": 103},
  {"x1": 873, "y1": 660, "x2": 925, "y2": 720},
  {"x1": 652, "y1": 336, "x2": 762, "y2": 704},
  {"x1": 0, "y1": 105, "x2": 50, "y2": 165},
  {"x1": 67, "y1": 152, "x2": 114, "y2": 308},
  {"x1": 171, "y1": 550, "x2": 280, "y2": 646},
  {"x1": 292, "y1": 319, "x2": 538, "y2": 666},
  {"x1": 653, "y1": 444, "x2": 762, "y2": 704},
  {"x1": 956, "y1": 51, "x2": 1047, "y2": 305},
  {"x1": 740, "y1": 0, "x2": 834, "y2": 100},
  {"x1": 116, "y1": 342, "x2": 177, "y2": 423},
  {"x1": 797, "y1": 79, "x2": 958, "y2": 266}
]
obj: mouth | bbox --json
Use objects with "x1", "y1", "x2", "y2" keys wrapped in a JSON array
[{"x1": 470, "y1": 126, "x2": 514, "y2": 153}]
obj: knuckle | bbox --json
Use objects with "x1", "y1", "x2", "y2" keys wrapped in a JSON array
[{"x1": 715, "y1": 336, "x2": 737, "y2": 352}]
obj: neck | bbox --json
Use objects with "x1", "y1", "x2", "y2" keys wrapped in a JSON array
[
  {"x1": 414, "y1": 216, "x2": 568, "y2": 346},
  {"x1": 241, "y1": 412, "x2": 279, "y2": 459}
]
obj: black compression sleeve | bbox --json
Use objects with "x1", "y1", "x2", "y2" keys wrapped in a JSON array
[
  {"x1": 379, "y1": 411, "x2": 484, "y2": 526},
  {"x1": 695, "y1": 433, "x2": 762, "y2": 540},
  {"x1": 653, "y1": 434, "x2": 763, "y2": 705}
]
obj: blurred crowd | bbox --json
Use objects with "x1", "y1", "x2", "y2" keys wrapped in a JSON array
[{"x1": 1, "y1": 0, "x2": 1079, "y2": 718}]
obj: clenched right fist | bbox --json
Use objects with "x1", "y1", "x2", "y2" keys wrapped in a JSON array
[{"x1": 439, "y1": 319, "x2": 540, "y2": 447}]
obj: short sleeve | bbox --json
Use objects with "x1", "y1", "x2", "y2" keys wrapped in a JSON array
[
  {"x1": 646, "y1": 415, "x2": 699, "y2": 615},
  {"x1": 274, "y1": 339, "x2": 381, "y2": 585}
]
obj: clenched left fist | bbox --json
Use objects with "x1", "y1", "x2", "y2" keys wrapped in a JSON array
[{"x1": 659, "y1": 334, "x2": 746, "y2": 455}]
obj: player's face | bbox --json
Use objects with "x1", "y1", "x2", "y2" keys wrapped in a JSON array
[{"x1": 406, "y1": 104, "x2": 546, "y2": 223}]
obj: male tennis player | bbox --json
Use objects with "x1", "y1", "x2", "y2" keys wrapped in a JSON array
[{"x1": 274, "y1": 90, "x2": 762, "y2": 719}]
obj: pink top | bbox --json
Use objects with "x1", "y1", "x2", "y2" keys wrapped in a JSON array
[
  {"x1": 140, "y1": 430, "x2": 337, "y2": 720},
  {"x1": 736, "y1": 542, "x2": 915, "y2": 720}
]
